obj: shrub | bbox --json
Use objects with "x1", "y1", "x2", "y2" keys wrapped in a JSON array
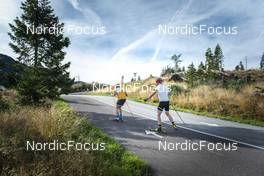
[
  {"x1": 225, "y1": 79, "x2": 246, "y2": 91},
  {"x1": 0, "y1": 101, "x2": 152, "y2": 176},
  {"x1": 170, "y1": 84, "x2": 185, "y2": 95},
  {"x1": 0, "y1": 90, "x2": 18, "y2": 111}
]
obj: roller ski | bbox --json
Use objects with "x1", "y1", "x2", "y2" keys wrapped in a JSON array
[
  {"x1": 113, "y1": 113, "x2": 124, "y2": 122},
  {"x1": 148, "y1": 125, "x2": 166, "y2": 134}
]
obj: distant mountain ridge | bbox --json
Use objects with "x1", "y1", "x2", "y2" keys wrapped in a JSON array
[
  {"x1": 0, "y1": 53, "x2": 16, "y2": 73},
  {"x1": 0, "y1": 53, "x2": 18, "y2": 87}
]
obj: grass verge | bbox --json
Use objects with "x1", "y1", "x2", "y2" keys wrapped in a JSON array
[
  {"x1": 87, "y1": 92, "x2": 264, "y2": 127},
  {"x1": 0, "y1": 93, "x2": 152, "y2": 176},
  {"x1": 132, "y1": 97, "x2": 264, "y2": 127}
]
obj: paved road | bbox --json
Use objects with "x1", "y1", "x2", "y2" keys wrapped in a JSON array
[{"x1": 61, "y1": 95, "x2": 264, "y2": 176}]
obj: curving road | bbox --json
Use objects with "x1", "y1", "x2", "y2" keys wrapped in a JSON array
[{"x1": 61, "y1": 94, "x2": 264, "y2": 176}]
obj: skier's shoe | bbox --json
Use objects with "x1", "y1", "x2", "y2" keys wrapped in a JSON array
[
  {"x1": 172, "y1": 123, "x2": 177, "y2": 129},
  {"x1": 114, "y1": 115, "x2": 123, "y2": 122},
  {"x1": 119, "y1": 114, "x2": 124, "y2": 122},
  {"x1": 114, "y1": 114, "x2": 120, "y2": 121}
]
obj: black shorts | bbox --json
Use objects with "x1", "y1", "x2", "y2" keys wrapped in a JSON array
[
  {"x1": 158, "y1": 101, "x2": 170, "y2": 111},
  {"x1": 117, "y1": 99, "x2": 126, "y2": 106}
]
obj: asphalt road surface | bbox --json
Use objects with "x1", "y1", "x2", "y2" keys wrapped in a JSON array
[{"x1": 61, "y1": 94, "x2": 264, "y2": 176}]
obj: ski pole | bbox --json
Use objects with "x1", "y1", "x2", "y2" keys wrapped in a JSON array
[
  {"x1": 112, "y1": 95, "x2": 118, "y2": 116},
  {"x1": 125, "y1": 101, "x2": 137, "y2": 122},
  {"x1": 171, "y1": 105, "x2": 185, "y2": 124}
]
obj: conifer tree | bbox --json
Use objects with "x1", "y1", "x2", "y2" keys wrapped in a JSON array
[
  {"x1": 185, "y1": 62, "x2": 197, "y2": 88},
  {"x1": 205, "y1": 48, "x2": 217, "y2": 80},
  {"x1": 197, "y1": 61, "x2": 206, "y2": 82},
  {"x1": 205, "y1": 48, "x2": 213, "y2": 71},
  {"x1": 182, "y1": 66, "x2": 185, "y2": 72},
  {"x1": 260, "y1": 53, "x2": 264, "y2": 69},
  {"x1": 9, "y1": 0, "x2": 73, "y2": 103},
  {"x1": 214, "y1": 43, "x2": 224, "y2": 71}
]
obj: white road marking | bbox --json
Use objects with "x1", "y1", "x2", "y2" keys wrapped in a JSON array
[
  {"x1": 133, "y1": 110, "x2": 264, "y2": 150},
  {"x1": 200, "y1": 122, "x2": 219, "y2": 127},
  {"x1": 81, "y1": 96, "x2": 264, "y2": 150},
  {"x1": 145, "y1": 130, "x2": 164, "y2": 139}
]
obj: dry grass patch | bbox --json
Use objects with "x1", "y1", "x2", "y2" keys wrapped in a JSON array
[{"x1": 0, "y1": 92, "x2": 152, "y2": 176}]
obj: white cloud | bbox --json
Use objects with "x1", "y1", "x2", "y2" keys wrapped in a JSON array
[
  {"x1": 0, "y1": 0, "x2": 20, "y2": 26},
  {"x1": 0, "y1": 0, "x2": 21, "y2": 57},
  {"x1": 68, "y1": 0, "x2": 79, "y2": 10},
  {"x1": 65, "y1": 47, "x2": 167, "y2": 84},
  {"x1": 110, "y1": 0, "x2": 223, "y2": 64},
  {"x1": 67, "y1": 0, "x2": 103, "y2": 26},
  {"x1": 109, "y1": 0, "x2": 264, "y2": 71},
  {"x1": 1, "y1": 0, "x2": 264, "y2": 84},
  {"x1": 111, "y1": 30, "x2": 156, "y2": 61}
]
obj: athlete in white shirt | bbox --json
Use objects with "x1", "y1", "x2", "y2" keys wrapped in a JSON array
[{"x1": 145, "y1": 78, "x2": 176, "y2": 132}]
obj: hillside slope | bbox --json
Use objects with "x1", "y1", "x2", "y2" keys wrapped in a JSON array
[{"x1": 0, "y1": 54, "x2": 18, "y2": 87}]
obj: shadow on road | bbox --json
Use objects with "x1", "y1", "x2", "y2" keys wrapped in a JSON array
[{"x1": 76, "y1": 111, "x2": 262, "y2": 151}]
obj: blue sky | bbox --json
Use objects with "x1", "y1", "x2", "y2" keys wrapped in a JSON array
[{"x1": 0, "y1": 0, "x2": 264, "y2": 84}]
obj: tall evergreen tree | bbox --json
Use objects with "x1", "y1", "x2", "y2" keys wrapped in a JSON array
[
  {"x1": 9, "y1": 0, "x2": 73, "y2": 103},
  {"x1": 185, "y1": 62, "x2": 197, "y2": 88},
  {"x1": 260, "y1": 53, "x2": 264, "y2": 69},
  {"x1": 205, "y1": 47, "x2": 218, "y2": 80},
  {"x1": 205, "y1": 48, "x2": 213, "y2": 71},
  {"x1": 182, "y1": 66, "x2": 185, "y2": 72},
  {"x1": 197, "y1": 61, "x2": 206, "y2": 82},
  {"x1": 214, "y1": 43, "x2": 224, "y2": 71}
]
